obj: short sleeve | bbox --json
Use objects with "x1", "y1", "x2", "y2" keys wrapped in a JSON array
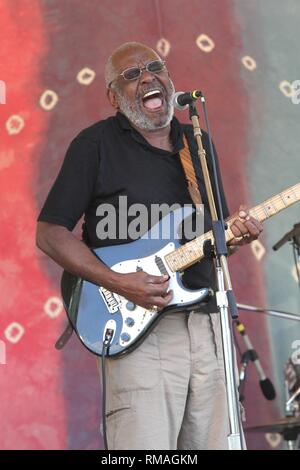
[{"x1": 38, "y1": 137, "x2": 100, "y2": 230}]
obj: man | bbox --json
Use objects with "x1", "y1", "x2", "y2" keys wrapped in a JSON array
[{"x1": 36, "y1": 42, "x2": 263, "y2": 450}]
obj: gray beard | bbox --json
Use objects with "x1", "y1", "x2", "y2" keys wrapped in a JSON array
[{"x1": 115, "y1": 81, "x2": 175, "y2": 131}]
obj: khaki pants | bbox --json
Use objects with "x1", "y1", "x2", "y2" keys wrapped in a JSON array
[{"x1": 101, "y1": 311, "x2": 234, "y2": 450}]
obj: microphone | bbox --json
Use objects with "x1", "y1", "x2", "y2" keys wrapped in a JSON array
[
  {"x1": 235, "y1": 320, "x2": 276, "y2": 400},
  {"x1": 173, "y1": 90, "x2": 202, "y2": 110}
]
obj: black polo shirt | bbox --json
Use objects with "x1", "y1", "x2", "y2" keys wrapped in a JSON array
[{"x1": 38, "y1": 112, "x2": 230, "y2": 311}]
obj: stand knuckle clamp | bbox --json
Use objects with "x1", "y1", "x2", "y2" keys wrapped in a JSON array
[{"x1": 216, "y1": 291, "x2": 229, "y2": 308}]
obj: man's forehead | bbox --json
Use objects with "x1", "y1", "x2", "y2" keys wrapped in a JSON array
[{"x1": 112, "y1": 47, "x2": 160, "y2": 71}]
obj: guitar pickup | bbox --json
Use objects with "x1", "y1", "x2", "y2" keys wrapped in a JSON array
[{"x1": 99, "y1": 287, "x2": 120, "y2": 314}]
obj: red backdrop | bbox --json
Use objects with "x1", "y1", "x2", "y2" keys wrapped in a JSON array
[{"x1": 2, "y1": 0, "x2": 297, "y2": 450}]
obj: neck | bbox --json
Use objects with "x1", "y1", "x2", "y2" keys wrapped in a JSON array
[{"x1": 132, "y1": 122, "x2": 173, "y2": 152}]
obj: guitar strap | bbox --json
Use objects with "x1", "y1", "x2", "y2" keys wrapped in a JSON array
[
  {"x1": 55, "y1": 272, "x2": 83, "y2": 350},
  {"x1": 179, "y1": 134, "x2": 203, "y2": 206}
]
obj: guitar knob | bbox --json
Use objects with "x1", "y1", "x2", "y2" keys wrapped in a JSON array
[
  {"x1": 126, "y1": 301, "x2": 136, "y2": 311},
  {"x1": 125, "y1": 317, "x2": 135, "y2": 327},
  {"x1": 120, "y1": 332, "x2": 131, "y2": 343}
]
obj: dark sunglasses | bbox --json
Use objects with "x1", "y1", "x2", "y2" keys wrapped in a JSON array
[{"x1": 109, "y1": 60, "x2": 166, "y2": 87}]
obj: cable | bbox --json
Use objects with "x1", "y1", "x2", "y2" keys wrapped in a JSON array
[
  {"x1": 232, "y1": 319, "x2": 247, "y2": 403},
  {"x1": 292, "y1": 241, "x2": 300, "y2": 289},
  {"x1": 101, "y1": 329, "x2": 114, "y2": 450},
  {"x1": 228, "y1": 319, "x2": 246, "y2": 449}
]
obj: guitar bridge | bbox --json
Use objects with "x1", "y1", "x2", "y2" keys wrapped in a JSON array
[{"x1": 99, "y1": 287, "x2": 120, "y2": 314}]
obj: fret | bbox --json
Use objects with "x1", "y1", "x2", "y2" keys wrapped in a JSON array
[
  {"x1": 263, "y1": 201, "x2": 277, "y2": 217},
  {"x1": 290, "y1": 187, "x2": 298, "y2": 201},
  {"x1": 176, "y1": 248, "x2": 186, "y2": 265},
  {"x1": 190, "y1": 240, "x2": 202, "y2": 258},
  {"x1": 168, "y1": 253, "x2": 181, "y2": 271},
  {"x1": 282, "y1": 189, "x2": 296, "y2": 205},
  {"x1": 261, "y1": 204, "x2": 269, "y2": 220},
  {"x1": 271, "y1": 195, "x2": 286, "y2": 212},
  {"x1": 180, "y1": 247, "x2": 191, "y2": 264},
  {"x1": 270, "y1": 199, "x2": 279, "y2": 213},
  {"x1": 185, "y1": 247, "x2": 197, "y2": 264},
  {"x1": 279, "y1": 192, "x2": 288, "y2": 208},
  {"x1": 249, "y1": 207, "x2": 261, "y2": 221}
]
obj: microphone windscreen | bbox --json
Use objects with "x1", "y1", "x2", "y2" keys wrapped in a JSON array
[{"x1": 259, "y1": 378, "x2": 276, "y2": 400}]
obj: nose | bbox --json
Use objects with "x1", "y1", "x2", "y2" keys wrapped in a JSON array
[{"x1": 140, "y1": 68, "x2": 156, "y2": 84}]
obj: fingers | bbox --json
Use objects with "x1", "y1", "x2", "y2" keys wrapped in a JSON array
[
  {"x1": 121, "y1": 271, "x2": 172, "y2": 311},
  {"x1": 246, "y1": 217, "x2": 263, "y2": 233},
  {"x1": 243, "y1": 219, "x2": 262, "y2": 238},
  {"x1": 143, "y1": 274, "x2": 172, "y2": 308},
  {"x1": 146, "y1": 274, "x2": 170, "y2": 296},
  {"x1": 148, "y1": 278, "x2": 170, "y2": 296},
  {"x1": 147, "y1": 274, "x2": 169, "y2": 284},
  {"x1": 231, "y1": 219, "x2": 249, "y2": 238},
  {"x1": 238, "y1": 205, "x2": 248, "y2": 218},
  {"x1": 149, "y1": 290, "x2": 173, "y2": 310},
  {"x1": 230, "y1": 205, "x2": 263, "y2": 245}
]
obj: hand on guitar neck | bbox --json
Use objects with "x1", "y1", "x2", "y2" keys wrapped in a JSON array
[{"x1": 228, "y1": 205, "x2": 264, "y2": 247}]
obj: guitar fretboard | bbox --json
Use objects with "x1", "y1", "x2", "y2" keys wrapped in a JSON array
[{"x1": 165, "y1": 182, "x2": 300, "y2": 272}]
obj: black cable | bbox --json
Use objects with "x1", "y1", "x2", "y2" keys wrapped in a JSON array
[
  {"x1": 101, "y1": 329, "x2": 114, "y2": 450},
  {"x1": 292, "y1": 241, "x2": 300, "y2": 289},
  {"x1": 200, "y1": 96, "x2": 226, "y2": 229},
  {"x1": 101, "y1": 345, "x2": 108, "y2": 450},
  {"x1": 228, "y1": 319, "x2": 246, "y2": 449}
]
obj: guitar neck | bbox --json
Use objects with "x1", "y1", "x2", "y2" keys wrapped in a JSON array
[{"x1": 165, "y1": 182, "x2": 300, "y2": 272}]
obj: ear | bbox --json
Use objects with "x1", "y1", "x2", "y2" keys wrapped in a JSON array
[{"x1": 107, "y1": 87, "x2": 119, "y2": 110}]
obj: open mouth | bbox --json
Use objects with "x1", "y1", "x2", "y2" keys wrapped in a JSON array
[{"x1": 142, "y1": 89, "x2": 164, "y2": 111}]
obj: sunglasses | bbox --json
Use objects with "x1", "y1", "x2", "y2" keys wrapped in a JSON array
[{"x1": 109, "y1": 60, "x2": 166, "y2": 87}]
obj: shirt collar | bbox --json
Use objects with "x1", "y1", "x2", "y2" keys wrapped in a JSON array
[{"x1": 115, "y1": 111, "x2": 184, "y2": 153}]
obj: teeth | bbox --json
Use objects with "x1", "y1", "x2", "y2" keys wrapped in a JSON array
[{"x1": 143, "y1": 90, "x2": 161, "y2": 98}]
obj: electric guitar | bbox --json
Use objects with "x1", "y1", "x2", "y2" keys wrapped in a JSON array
[{"x1": 61, "y1": 182, "x2": 300, "y2": 357}]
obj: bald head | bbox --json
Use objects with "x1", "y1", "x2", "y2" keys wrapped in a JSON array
[{"x1": 105, "y1": 42, "x2": 161, "y2": 89}]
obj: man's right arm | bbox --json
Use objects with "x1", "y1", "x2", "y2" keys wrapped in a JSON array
[
  {"x1": 36, "y1": 221, "x2": 172, "y2": 310},
  {"x1": 36, "y1": 221, "x2": 120, "y2": 289}
]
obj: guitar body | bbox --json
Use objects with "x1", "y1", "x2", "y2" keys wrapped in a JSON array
[{"x1": 61, "y1": 206, "x2": 210, "y2": 357}]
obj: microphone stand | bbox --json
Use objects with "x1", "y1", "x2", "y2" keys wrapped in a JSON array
[
  {"x1": 272, "y1": 222, "x2": 300, "y2": 252},
  {"x1": 239, "y1": 351, "x2": 252, "y2": 403},
  {"x1": 273, "y1": 223, "x2": 300, "y2": 291},
  {"x1": 188, "y1": 98, "x2": 244, "y2": 450},
  {"x1": 284, "y1": 380, "x2": 300, "y2": 450},
  {"x1": 237, "y1": 303, "x2": 300, "y2": 322}
]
